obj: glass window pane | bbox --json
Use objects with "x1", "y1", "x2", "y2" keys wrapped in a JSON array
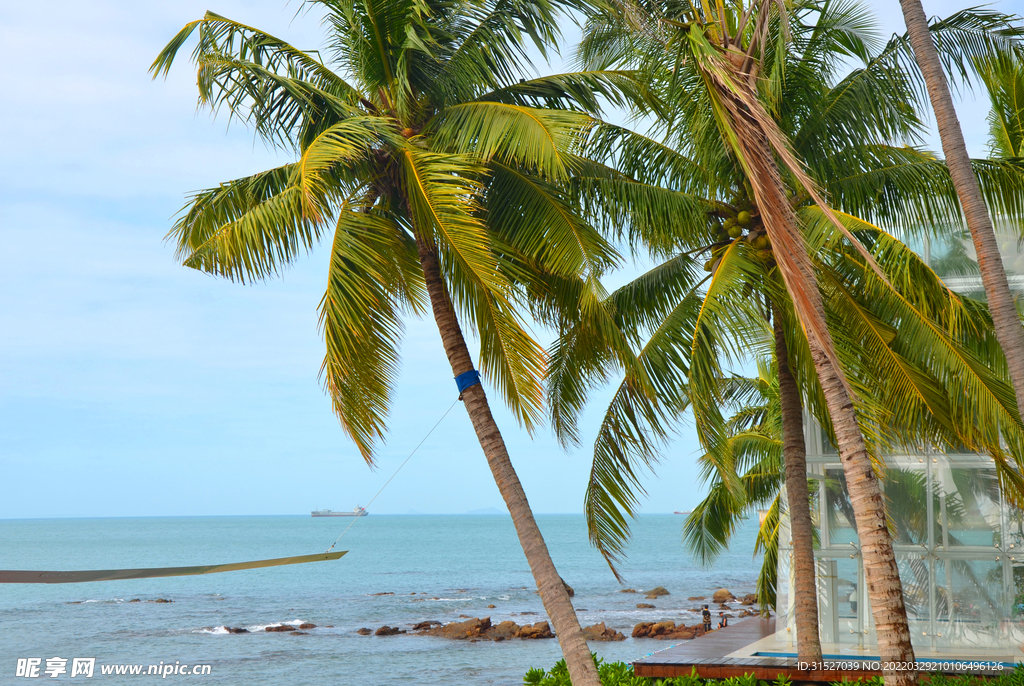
[
  {"x1": 884, "y1": 467, "x2": 929, "y2": 547},
  {"x1": 825, "y1": 469, "x2": 857, "y2": 547},
  {"x1": 933, "y1": 558, "x2": 1007, "y2": 649},
  {"x1": 934, "y1": 461, "x2": 1001, "y2": 548}
]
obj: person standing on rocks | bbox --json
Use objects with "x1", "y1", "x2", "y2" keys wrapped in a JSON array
[{"x1": 701, "y1": 606, "x2": 712, "y2": 633}]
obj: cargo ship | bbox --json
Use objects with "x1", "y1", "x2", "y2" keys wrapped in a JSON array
[{"x1": 311, "y1": 506, "x2": 368, "y2": 517}]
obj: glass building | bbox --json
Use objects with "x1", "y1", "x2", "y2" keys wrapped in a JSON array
[
  {"x1": 771, "y1": 220, "x2": 1024, "y2": 659},
  {"x1": 775, "y1": 424, "x2": 1024, "y2": 658}
]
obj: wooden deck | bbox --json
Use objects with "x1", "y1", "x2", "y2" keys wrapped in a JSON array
[{"x1": 633, "y1": 618, "x2": 1009, "y2": 681}]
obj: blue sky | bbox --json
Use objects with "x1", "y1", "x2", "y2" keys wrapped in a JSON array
[{"x1": 0, "y1": 0, "x2": 1007, "y2": 518}]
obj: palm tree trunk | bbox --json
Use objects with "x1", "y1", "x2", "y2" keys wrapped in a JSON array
[
  {"x1": 772, "y1": 307, "x2": 823, "y2": 664},
  {"x1": 898, "y1": 0, "x2": 1024, "y2": 424},
  {"x1": 731, "y1": 113, "x2": 917, "y2": 686},
  {"x1": 809, "y1": 342, "x2": 917, "y2": 686},
  {"x1": 413, "y1": 234, "x2": 602, "y2": 686}
]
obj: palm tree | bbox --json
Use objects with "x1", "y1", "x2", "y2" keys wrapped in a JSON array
[
  {"x1": 685, "y1": 44, "x2": 1024, "y2": 663},
  {"x1": 149, "y1": 3, "x2": 654, "y2": 683},
  {"x1": 896, "y1": 0, "x2": 1024, "y2": 426},
  {"x1": 551, "y1": 0, "x2": 1024, "y2": 681}
]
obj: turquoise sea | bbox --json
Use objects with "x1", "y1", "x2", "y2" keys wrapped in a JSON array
[{"x1": 1, "y1": 515, "x2": 762, "y2": 684}]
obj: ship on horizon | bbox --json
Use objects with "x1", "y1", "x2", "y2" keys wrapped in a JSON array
[
  {"x1": 673, "y1": 510, "x2": 692, "y2": 515},
  {"x1": 311, "y1": 506, "x2": 368, "y2": 517}
]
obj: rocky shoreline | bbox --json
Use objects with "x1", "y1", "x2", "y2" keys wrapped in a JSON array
[{"x1": 198, "y1": 586, "x2": 764, "y2": 643}]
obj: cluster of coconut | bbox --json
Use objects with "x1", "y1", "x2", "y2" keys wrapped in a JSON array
[{"x1": 704, "y1": 209, "x2": 770, "y2": 272}]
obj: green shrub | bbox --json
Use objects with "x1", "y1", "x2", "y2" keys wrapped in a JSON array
[
  {"x1": 524, "y1": 657, "x2": 648, "y2": 686},
  {"x1": 523, "y1": 659, "x2": 1024, "y2": 686},
  {"x1": 523, "y1": 659, "x2": 790, "y2": 686}
]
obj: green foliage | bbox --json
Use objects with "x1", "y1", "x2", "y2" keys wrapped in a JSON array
[
  {"x1": 524, "y1": 657, "x2": 648, "y2": 686},
  {"x1": 524, "y1": 661, "x2": 1024, "y2": 686}
]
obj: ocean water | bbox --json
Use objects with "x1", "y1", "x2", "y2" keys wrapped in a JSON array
[{"x1": 0, "y1": 515, "x2": 762, "y2": 684}]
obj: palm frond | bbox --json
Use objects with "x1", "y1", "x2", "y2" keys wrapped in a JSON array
[
  {"x1": 151, "y1": 12, "x2": 364, "y2": 149},
  {"x1": 320, "y1": 193, "x2": 422, "y2": 462},
  {"x1": 430, "y1": 102, "x2": 592, "y2": 180},
  {"x1": 398, "y1": 147, "x2": 505, "y2": 300},
  {"x1": 977, "y1": 49, "x2": 1024, "y2": 158},
  {"x1": 472, "y1": 288, "x2": 548, "y2": 431}
]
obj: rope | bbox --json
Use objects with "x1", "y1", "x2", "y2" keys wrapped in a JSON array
[{"x1": 326, "y1": 397, "x2": 461, "y2": 552}]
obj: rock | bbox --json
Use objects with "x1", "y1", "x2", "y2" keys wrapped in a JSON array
[
  {"x1": 292, "y1": 631, "x2": 308, "y2": 635},
  {"x1": 561, "y1": 578, "x2": 574, "y2": 597},
  {"x1": 644, "y1": 586, "x2": 670, "y2": 599},
  {"x1": 518, "y1": 611, "x2": 538, "y2": 616},
  {"x1": 631, "y1": 621, "x2": 698, "y2": 640},
  {"x1": 487, "y1": 604, "x2": 496, "y2": 609},
  {"x1": 153, "y1": 599, "x2": 173, "y2": 603},
  {"x1": 636, "y1": 603, "x2": 656, "y2": 609},
  {"x1": 225, "y1": 627, "x2": 249, "y2": 634},
  {"x1": 265, "y1": 625, "x2": 296, "y2": 632},
  {"x1": 740, "y1": 594, "x2": 758, "y2": 606},
  {"x1": 458, "y1": 614, "x2": 471, "y2": 619},
  {"x1": 128, "y1": 599, "x2": 141, "y2": 603},
  {"x1": 487, "y1": 620, "x2": 520, "y2": 640},
  {"x1": 411, "y1": 621, "x2": 442, "y2": 631},
  {"x1": 370, "y1": 592, "x2": 395, "y2": 596},
  {"x1": 423, "y1": 617, "x2": 492, "y2": 640},
  {"x1": 325, "y1": 625, "x2": 334, "y2": 628},
  {"x1": 687, "y1": 596, "x2": 705, "y2": 601},
  {"x1": 619, "y1": 589, "x2": 637, "y2": 593},
  {"x1": 712, "y1": 588, "x2": 736, "y2": 604},
  {"x1": 418, "y1": 616, "x2": 556, "y2": 641},
  {"x1": 356, "y1": 628, "x2": 373, "y2": 635},
  {"x1": 651, "y1": 621, "x2": 675, "y2": 634},
  {"x1": 581, "y1": 622, "x2": 625, "y2": 642},
  {"x1": 517, "y1": 621, "x2": 554, "y2": 639},
  {"x1": 374, "y1": 626, "x2": 406, "y2": 636},
  {"x1": 298, "y1": 623, "x2": 316, "y2": 630}
]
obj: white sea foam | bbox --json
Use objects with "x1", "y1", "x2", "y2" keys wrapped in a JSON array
[
  {"x1": 194, "y1": 626, "x2": 229, "y2": 635},
  {"x1": 248, "y1": 619, "x2": 306, "y2": 632}
]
